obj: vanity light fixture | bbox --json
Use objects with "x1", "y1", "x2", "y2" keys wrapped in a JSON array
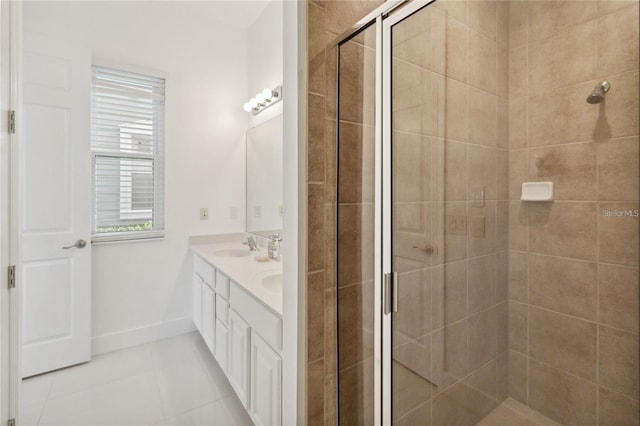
[{"x1": 243, "y1": 85, "x2": 282, "y2": 115}]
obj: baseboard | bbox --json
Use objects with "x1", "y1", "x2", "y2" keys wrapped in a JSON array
[{"x1": 92, "y1": 317, "x2": 196, "y2": 355}]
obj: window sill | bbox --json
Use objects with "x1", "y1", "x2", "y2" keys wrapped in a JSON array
[{"x1": 91, "y1": 231, "x2": 165, "y2": 245}]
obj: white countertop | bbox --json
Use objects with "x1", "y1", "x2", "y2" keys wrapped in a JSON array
[{"x1": 191, "y1": 240, "x2": 283, "y2": 316}]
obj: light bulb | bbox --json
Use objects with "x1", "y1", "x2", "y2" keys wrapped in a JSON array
[
  {"x1": 249, "y1": 98, "x2": 258, "y2": 108},
  {"x1": 243, "y1": 102, "x2": 252, "y2": 112},
  {"x1": 262, "y1": 88, "x2": 273, "y2": 100},
  {"x1": 256, "y1": 93, "x2": 265, "y2": 104}
]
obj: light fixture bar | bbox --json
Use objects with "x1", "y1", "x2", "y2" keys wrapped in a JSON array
[{"x1": 243, "y1": 85, "x2": 283, "y2": 115}]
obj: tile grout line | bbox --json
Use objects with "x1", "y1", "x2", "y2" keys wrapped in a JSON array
[
  {"x1": 506, "y1": 349, "x2": 638, "y2": 402},
  {"x1": 513, "y1": 302, "x2": 637, "y2": 337},
  {"x1": 506, "y1": 249, "x2": 640, "y2": 271},
  {"x1": 151, "y1": 367, "x2": 171, "y2": 423},
  {"x1": 38, "y1": 348, "x2": 157, "y2": 404},
  {"x1": 32, "y1": 372, "x2": 57, "y2": 426}
]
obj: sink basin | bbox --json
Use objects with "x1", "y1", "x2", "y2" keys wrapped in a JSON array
[
  {"x1": 261, "y1": 273, "x2": 282, "y2": 293},
  {"x1": 212, "y1": 249, "x2": 251, "y2": 258}
]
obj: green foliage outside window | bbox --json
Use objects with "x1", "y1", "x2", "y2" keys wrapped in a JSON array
[{"x1": 96, "y1": 221, "x2": 153, "y2": 233}]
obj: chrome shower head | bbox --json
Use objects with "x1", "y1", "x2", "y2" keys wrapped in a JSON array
[{"x1": 586, "y1": 80, "x2": 611, "y2": 104}]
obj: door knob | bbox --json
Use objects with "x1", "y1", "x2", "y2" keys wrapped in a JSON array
[
  {"x1": 413, "y1": 245, "x2": 435, "y2": 254},
  {"x1": 62, "y1": 239, "x2": 87, "y2": 249}
]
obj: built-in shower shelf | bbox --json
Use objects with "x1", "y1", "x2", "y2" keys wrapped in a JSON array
[{"x1": 521, "y1": 182, "x2": 554, "y2": 201}]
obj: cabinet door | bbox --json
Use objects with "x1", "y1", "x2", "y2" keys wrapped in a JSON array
[
  {"x1": 250, "y1": 333, "x2": 282, "y2": 426},
  {"x1": 215, "y1": 319, "x2": 229, "y2": 373},
  {"x1": 201, "y1": 283, "x2": 215, "y2": 354},
  {"x1": 228, "y1": 310, "x2": 251, "y2": 407},
  {"x1": 192, "y1": 274, "x2": 203, "y2": 332}
]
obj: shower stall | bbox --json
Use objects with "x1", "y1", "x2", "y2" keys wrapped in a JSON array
[{"x1": 333, "y1": 0, "x2": 639, "y2": 424}]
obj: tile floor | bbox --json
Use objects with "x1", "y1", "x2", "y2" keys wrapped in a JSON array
[
  {"x1": 20, "y1": 332, "x2": 562, "y2": 426},
  {"x1": 478, "y1": 398, "x2": 562, "y2": 426},
  {"x1": 20, "y1": 332, "x2": 253, "y2": 426}
]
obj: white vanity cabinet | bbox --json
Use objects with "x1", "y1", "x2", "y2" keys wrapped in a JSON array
[
  {"x1": 250, "y1": 332, "x2": 282, "y2": 426},
  {"x1": 201, "y1": 283, "x2": 215, "y2": 352},
  {"x1": 228, "y1": 309, "x2": 251, "y2": 406},
  {"x1": 192, "y1": 274, "x2": 202, "y2": 333},
  {"x1": 215, "y1": 319, "x2": 229, "y2": 373},
  {"x1": 215, "y1": 294, "x2": 230, "y2": 372},
  {"x1": 230, "y1": 281, "x2": 282, "y2": 426},
  {"x1": 192, "y1": 254, "x2": 216, "y2": 353},
  {"x1": 191, "y1": 251, "x2": 283, "y2": 425}
]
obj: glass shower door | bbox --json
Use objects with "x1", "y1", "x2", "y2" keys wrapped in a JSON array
[
  {"x1": 336, "y1": 22, "x2": 379, "y2": 425},
  {"x1": 384, "y1": 2, "x2": 509, "y2": 424}
]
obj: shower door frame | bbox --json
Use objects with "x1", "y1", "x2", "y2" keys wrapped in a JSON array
[{"x1": 335, "y1": 1, "x2": 435, "y2": 425}]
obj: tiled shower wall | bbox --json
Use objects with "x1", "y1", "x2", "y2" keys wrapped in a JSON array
[
  {"x1": 506, "y1": 1, "x2": 639, "y2": 424},
  {"x1": 306, "y1": 1, "x2": 640, "y2": 425}
]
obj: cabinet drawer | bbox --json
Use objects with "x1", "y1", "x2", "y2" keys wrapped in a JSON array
[
  {"x1": 193, "y1": 254, "x2": 215, "y2": 286},
  {"x1": 231, "y1": 282, "x2": 282, "y2": 352},
  {"x1": 215, "y1": 270, "x2": 230, "y2": 300},
  {"x1": 216, "y1": 295, "x2": 229, "y2": 326}
]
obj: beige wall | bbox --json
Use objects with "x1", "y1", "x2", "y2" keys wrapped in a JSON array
[{"x1": 507, "y1": 1, "x2": 639, "y2": 424}]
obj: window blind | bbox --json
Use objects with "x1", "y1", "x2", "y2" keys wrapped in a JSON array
[{"x1": 91, "y1": 66, "x2": 165, "y2": 242}]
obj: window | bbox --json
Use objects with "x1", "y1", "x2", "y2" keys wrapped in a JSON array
[{"x1": 91, "y1": 66, "x2": 165, "y2": 242}]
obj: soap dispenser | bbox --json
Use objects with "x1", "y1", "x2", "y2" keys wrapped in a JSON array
[{"x1": 268, "y1": 234, "x2": 282, "y2": 261}]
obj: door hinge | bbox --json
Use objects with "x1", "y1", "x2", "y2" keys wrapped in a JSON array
[
  {"x1": 8, "y1": 110, "x2": 15, "y2": 134},
  {"x1": 7, "y1": 418, "x2": 16, "y2": 426},
  {"x1": 8, "y1": 265, "x2": 15, "y2": 289}
]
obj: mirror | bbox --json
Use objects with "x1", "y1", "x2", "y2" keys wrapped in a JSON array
[{"x1": 246, "y1": 114, "x2": 283, "y2": 236}]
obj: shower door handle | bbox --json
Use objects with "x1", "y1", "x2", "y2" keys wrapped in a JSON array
[
  {"x1": 383, "y1": 272, "x2": 398, "y2": 315},
  {"x1": 392, "y1": 272, "x2": 398, "y2": 313},
  {"x1": 384, "y1": 273, "x2": 391, "y2": 315}
]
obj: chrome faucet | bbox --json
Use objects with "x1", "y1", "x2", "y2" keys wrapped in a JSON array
[{"x1": 243, "y1": 235, "x2": 259, "y2": 251}]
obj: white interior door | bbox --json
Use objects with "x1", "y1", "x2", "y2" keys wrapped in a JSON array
[{"x1": 21, "y1": 33, "x2": 91, "y2": 378}]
